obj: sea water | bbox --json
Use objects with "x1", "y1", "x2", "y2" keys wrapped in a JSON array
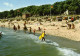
[{"x1": 0, "y1": 27, "x2": 80, "y2": 56}]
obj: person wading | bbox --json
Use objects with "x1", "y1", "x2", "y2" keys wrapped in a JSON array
[
  {"x1": 0, "y1": 32, "x2": 2, "y2": 37},
  {"x1": 18, "y1": 24, "x2": 20, "y2": 30},
  {"x1": 13, "y1": 25, "x2": 17, "y2": 31},
  {"x1": 23, "y1": 25, "x2": 28, "y2": 33},
  {"x1": 29, "y1": 27, "x2": 32, "y2": 33},
  {"x1": 42, "y1": 31, "x2": 46, "y2": 41}
]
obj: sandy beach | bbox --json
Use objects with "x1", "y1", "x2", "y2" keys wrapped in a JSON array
[{"x1": 0, "y1": 20, "x2": 80, "y2": 41}]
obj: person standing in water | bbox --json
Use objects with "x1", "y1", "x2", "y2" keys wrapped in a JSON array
[
  {"x1": 8, "y1": 22, "x2": 10, "y2": 28},
  {"x1": 23, "y1": 25, "x2": 28, "y2": 33},
  {"x1": 13, "y1": 25, "x2": 17, "y2": 31},
  {"x1": 29, "y1": 27, "x2": 32, "y2": 33},
  {"x1": 42, "y1": 31, "x2": 45, "y2": 41},
  {"x1": 0, "y1": 32, "x2": 2, "y2": 37},
  {"x1": 33, "y1": 29, "x2": 35, "y2": 35},
  {"x1": 18, "y1": 24, "x2": 20, "y2": 30}
]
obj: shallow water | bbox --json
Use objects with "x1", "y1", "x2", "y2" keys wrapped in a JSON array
[{"x1": 0, "y1": 27, "x2": 80, "y2": 56}]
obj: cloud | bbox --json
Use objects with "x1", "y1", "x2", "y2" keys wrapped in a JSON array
[
  {"x1": 3, "y1": 2, "x2": 13, "y2": 7},
  {"x1": 0, "y1": 9, "x2": 3, "y2": 12}
]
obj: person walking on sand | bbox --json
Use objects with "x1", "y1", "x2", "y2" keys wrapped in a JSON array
[
  {"x1": 38, "y1": 27, "x2": 41, "y2": 31},
  {"x1": 71, "y1": 17, "x2": 74, "y2": 22},
  {"x1": 42, "y1": 31, "x2": 46, "y2": 41},
  {"x1": 24, "y1": 21, "x2": 27, "y2": 26},
  {"x1": 72, "y1": 23, "x2": 75, "y2": 29}
]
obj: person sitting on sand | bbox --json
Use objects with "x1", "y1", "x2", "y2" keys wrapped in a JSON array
[
  {"x1": 66, "y1": 22, "x2": 71, "y2": 29},
  {"x1": 67, "y1": 24, "x2": 71, "y2": 29},
  {"x1": 71, "y1": 23, "x2": 75, "y2": 29}
]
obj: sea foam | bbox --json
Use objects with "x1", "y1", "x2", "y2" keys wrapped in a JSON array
[{"x1": 28, "y1": 34, "x2": 80, "y2": 56}]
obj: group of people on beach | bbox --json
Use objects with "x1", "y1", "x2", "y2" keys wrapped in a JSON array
[
  {"x1": 12, "y1": 21, "x2": 46, "y2": 41},
  {"x1": 13, "y1": 23, "x2": 32, "y2": 33},
  {"x1": 66, "y1": 20, "x2": 75, "y2": 29}
]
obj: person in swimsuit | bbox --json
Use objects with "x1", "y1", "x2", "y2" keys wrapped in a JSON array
[{"x1": 42, "y1": 31, "x2": 45, "y2": 41}]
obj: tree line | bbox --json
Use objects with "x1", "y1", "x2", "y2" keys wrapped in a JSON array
[{"x1": 0, "y1": 0, "x2": 80, "y2": 19}]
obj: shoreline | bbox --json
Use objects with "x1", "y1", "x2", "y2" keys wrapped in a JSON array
[{"x1": 0, "y1": 20, "x2": 80, "y2": 41}]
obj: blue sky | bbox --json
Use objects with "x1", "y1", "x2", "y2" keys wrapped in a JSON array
[{"x1": 0, "y1": 0, "x2": 65, "y2": 12}]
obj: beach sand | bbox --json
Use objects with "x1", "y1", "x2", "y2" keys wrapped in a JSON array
[{"x1": 0, "y1": 20, "x2": 80, "y2": 41}]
